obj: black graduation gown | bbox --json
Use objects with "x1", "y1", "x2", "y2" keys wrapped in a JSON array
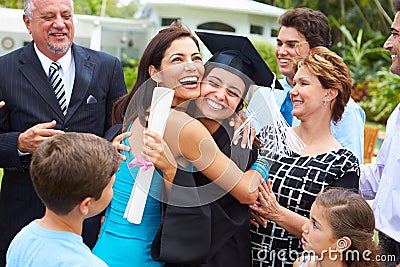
[{"x1": 151, "y1": 122, "x2": 258, "y2": 267}]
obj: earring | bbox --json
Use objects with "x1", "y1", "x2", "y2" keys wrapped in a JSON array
[{"x1": 323, "y1": 98, "x2": 327, "y2": 106}]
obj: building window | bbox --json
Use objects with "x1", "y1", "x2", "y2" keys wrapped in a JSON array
[
  {"x1": 271, "y1": 29, "x2": 279, "y2": 37},
  {"x1": 161, "y1": 18, "x2": 181, "y2": 26},
  {"x1": 250, "y1": 25, "x2": 263, "y2": 35},
  {"x1": 197, "y1": 22, "x2": 235, "y2": 32}
]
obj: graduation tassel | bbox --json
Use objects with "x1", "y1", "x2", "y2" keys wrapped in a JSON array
[{"x1": 239, "y1": 75, "x2": 307, "y2": 157}]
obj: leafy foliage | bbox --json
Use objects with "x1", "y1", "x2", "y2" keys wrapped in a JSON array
[
  {"x1": 329, "y1": 22, "x2": 394, "y2": 124},
  {"x1": 73, "y1": 0, "x2": 102, "y2": 15},
  {"x1": 252, "y1": 40, "x2": 282, "y2": 79},
  {"x1": 121, "y1": 54, "x2": 139, "y2": 92},
  {"x1": 0, "y1": 0, "x2": 23, "y2": 9},
  {"x1": 358, "y1": 70, "x2": 400, "y2": 124},
  {"x1": 73, "y1": 0, "x2": 137, "y2": 18},
  {"x1": 332, "y1": 22, "x2": 391, "y2": 84}
]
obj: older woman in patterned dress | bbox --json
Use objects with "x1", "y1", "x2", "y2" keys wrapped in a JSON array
[{"x1": 250, "y1": 46, "x2": 360, "y2": 267}]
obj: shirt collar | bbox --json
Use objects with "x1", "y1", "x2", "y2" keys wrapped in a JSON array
[
  {"x1": 34, "y1": 43, "x2": 72, "y2": 75},
  {"x1": 282, "y1": 76, "x2": 293, "y2": 93}
]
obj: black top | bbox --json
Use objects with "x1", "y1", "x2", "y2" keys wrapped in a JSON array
[{"x1": 152, "y1": 121, "x2": 258, "y2": 267}]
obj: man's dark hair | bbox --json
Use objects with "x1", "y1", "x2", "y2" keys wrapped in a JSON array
[
  {"x1": 278, "y1": 7, "x2": 331, "y2": 48},
  {"x1": 395, "y1": 0, "x2": 400, "y2": 12}
]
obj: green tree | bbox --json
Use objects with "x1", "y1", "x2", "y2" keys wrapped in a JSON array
[
  {"x1": 74, "y1": 0, "x2": 102, "y2": 15},
  {"x1": 73, "y1": 0, "x2": 137, "y2": 18},
  {"x1": 253, "y1": 39, "x2": 281, "y2": 79},
  {"x1": 121, "y1": 54, "x2": 139, "y2": 92},
  {"x1": 332, "y1": 22, "x2": 390, "y2": 84},
  {"x1": 0, "y1": 0, "x2": 23, "y2": 9},
  {"x1": 359, "y1": 70, "x2": 400, "y2": 124}
]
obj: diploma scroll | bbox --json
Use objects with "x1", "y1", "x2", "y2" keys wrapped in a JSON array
[{"x1": 124, "y1": 87, "x2": 175, "y2": 224}]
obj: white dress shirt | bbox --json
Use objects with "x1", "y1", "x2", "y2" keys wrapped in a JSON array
[
  {"x1": 360, "y1": 103, "x2": 400, "y2": 243},
  {"x1": 34, "y1": 44, "x2": 75, "y2": 107}
]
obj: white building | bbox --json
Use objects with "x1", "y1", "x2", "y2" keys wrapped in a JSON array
[
  {"x1": 0, "y1": 7, "x2": 152, "y2": 59},
  {"x1": 0, "y1": 0, "x2": 285, "y2": 59}
]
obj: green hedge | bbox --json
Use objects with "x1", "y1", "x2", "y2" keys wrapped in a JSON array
[{"x1": 357, "y1": 69, "x2": 400, "y2": 124}]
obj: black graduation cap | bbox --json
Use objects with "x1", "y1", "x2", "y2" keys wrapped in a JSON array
[{"x1": 196, "y1": 31, "x2": 283, "y2": 90}]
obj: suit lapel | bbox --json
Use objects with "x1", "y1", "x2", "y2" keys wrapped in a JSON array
[
  {"x1": 19, "y1": 42, "x2": 65, "y2": 120},
  {"x1": 65, "y1": 44, "x2": 94, "y2": 121}
]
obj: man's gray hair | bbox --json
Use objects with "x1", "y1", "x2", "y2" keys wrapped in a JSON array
[{"x1": 24, "y1": 0, "x2": 74, "y2": 20}]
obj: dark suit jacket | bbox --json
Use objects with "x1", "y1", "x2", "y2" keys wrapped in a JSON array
[{"x1": 0, "y1": 42, "x2": 127, "y2": 256}]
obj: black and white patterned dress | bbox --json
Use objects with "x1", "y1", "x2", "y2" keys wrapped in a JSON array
[{"x1": 250, "y1": 128, "x2": 360, "y2": 267}]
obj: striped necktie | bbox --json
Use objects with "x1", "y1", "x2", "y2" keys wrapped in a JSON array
[{"x1": 49, "y1": 62, "x2": 67, "y2": 116}]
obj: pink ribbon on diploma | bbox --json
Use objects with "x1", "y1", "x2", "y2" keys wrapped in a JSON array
[{"x1": 128, "y1": 155, "x2": 154, "y2": 171}]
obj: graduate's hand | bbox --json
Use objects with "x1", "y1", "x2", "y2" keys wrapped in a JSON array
[
  {"x1": 111, "y1": 131, "x2": 131, "y2": 161},
  {"x1": 250, "y1": 181, "x2": 280, "y2": 222},
  {"x1": 0, "y1": 101, "x2": 5, "y2": 109},
  {"x1": 230, "y1": 110, "x2": 256, "y2": 149},
  {"x1": 250, "y1": 209, "x2": 268, "y2": 228},
  {"x1": 143, "y1": 130, "x2": 177, "y2": 183}
]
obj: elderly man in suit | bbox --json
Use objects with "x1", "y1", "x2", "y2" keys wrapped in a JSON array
[{"x1": 0, "y1": 0, "x2": 127, "y2": 265}]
